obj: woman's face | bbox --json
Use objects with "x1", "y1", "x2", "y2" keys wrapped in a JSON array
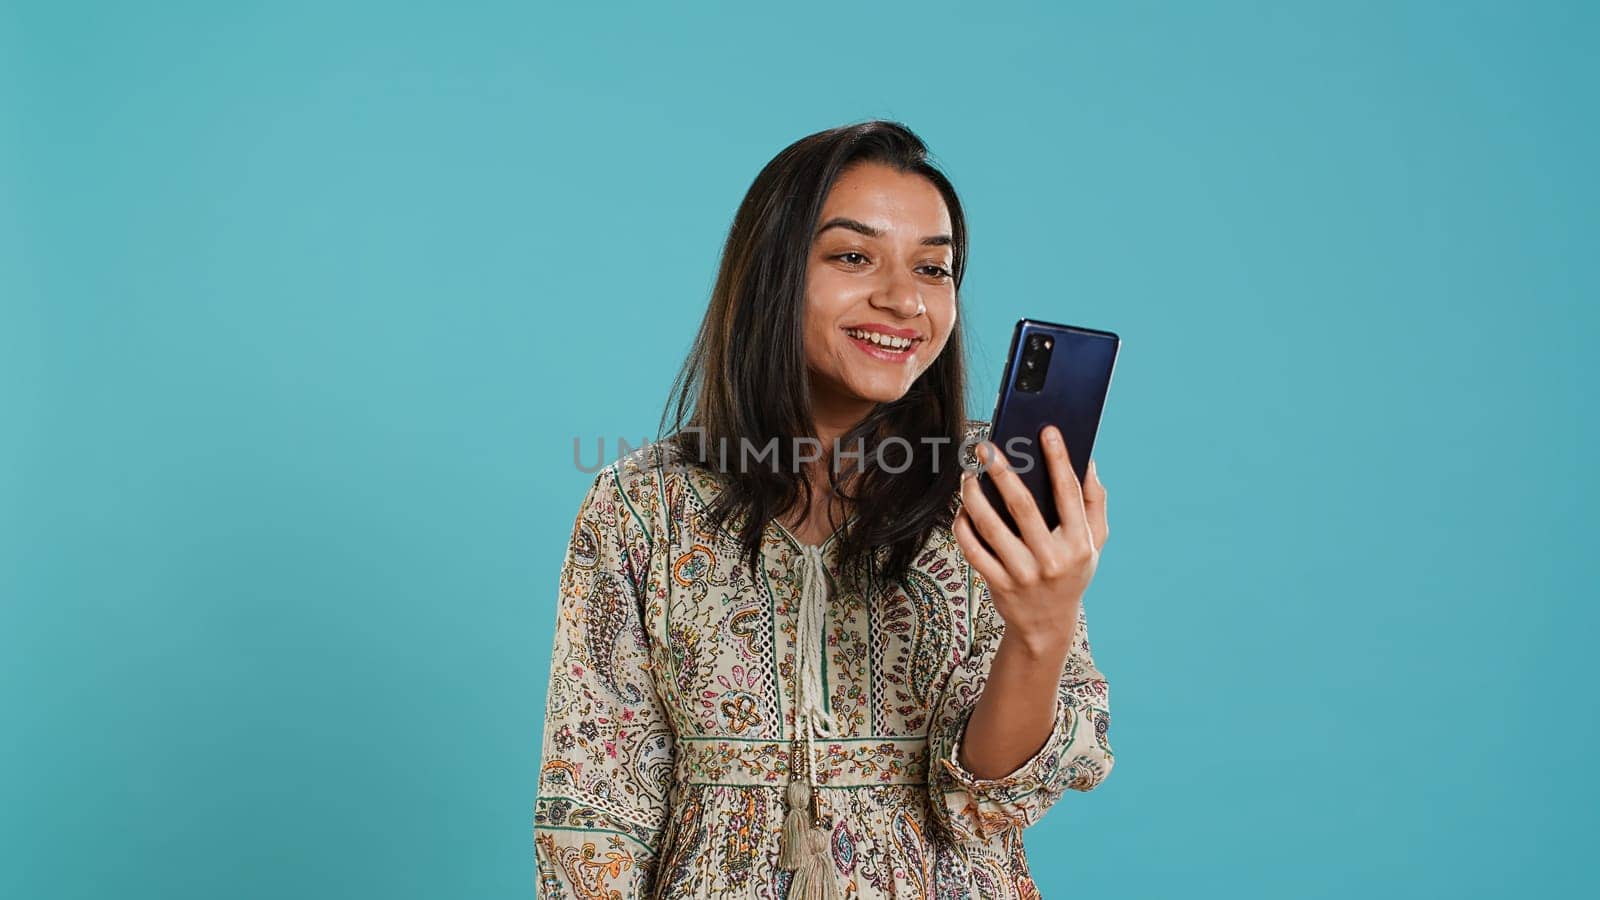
[{"x1": 803, "y1": 161, "x2": 957, "y2": 415}]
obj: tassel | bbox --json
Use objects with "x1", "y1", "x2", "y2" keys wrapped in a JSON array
[
  {"x1": 779, "y1": 778, "x2": 841, "y2": 899},
  {"x1": 786, "y1": 825, "x2": 841, "y2": 900},
  {"x1": 783, "y1": 546, "x2": 842, "y2": 899},
  {"x1": 779, "y1": 779, "x2": 812, "y2": 869}
]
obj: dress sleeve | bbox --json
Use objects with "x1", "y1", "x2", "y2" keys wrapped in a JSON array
[
  {"x1": 534, "y1": 466, "x2": 676, "y2": 899},
  {"x1": 925, "y1": 568, "x2": 1115, "y2": 846}
]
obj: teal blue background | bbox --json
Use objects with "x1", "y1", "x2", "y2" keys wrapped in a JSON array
[{"x1": 4, "y1": 1, "x2": 1595, "y2": 897}]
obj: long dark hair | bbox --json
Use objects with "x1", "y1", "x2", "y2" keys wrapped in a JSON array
[{"x1": 659, "y1": 120, "x2": 969, "y2": 592}]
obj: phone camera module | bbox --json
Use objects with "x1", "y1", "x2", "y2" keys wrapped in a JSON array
[{"x1": 1015, "y1": 332, "x2": 1055, "y2": 394}]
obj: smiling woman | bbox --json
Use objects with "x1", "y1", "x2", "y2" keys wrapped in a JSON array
[
  {"x1": 659, "y1": 125, "x2": 973, "y2": 592},
  {"x1": 533, "y1": 121, "x2": 1115, "y2": 900},
  {"x1": 805, "y1": 171, "x2": 957, "y2": 415}
]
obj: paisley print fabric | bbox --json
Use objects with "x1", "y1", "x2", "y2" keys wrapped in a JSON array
[{"x1": 534, "y1": 421, "x2": 1115, "y2": 899}]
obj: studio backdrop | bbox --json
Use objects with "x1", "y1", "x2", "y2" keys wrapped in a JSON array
[{"x1": 4, "y1": 2, "x2": 1593, "y2": 898}]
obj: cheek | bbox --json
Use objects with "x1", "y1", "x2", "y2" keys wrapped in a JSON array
[
  {"x1": 803, "y1": 288, "x2": 846, "y2": 366},
  {"x1": 804, "y1": 273, "x2": 859, "y2": 338},
  {"x1": 925, "y1": 301, "x2": 958, "y2": 352},
  {"x1": 807, "y1": 267, "x2": 858, "y2": 309}
]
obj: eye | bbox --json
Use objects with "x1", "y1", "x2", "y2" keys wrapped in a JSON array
[
  {"x1": 833, "y1": 251, "x2": 870, "y2": 266},
  {"x1": 918, "y1": 264, "x2": 954, "y2": 280}
]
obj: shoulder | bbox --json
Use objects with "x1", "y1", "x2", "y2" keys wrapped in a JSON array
[
  {"x1": 583, "y1": 445, "x2": 654, "y2": 521},
  {"x1": 590, "y1": 437, "x2": 698, "y2": 544},
  {"x1": 610, "y1": 440, "x2": 671, "y2": 495},
  {"x1": 959, "y1": 418, "x2": 992, "y2": 469}
]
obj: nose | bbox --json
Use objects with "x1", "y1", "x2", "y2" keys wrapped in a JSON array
[{"x1": 869, "y1": 265, "x2": 925, "y2": 319}]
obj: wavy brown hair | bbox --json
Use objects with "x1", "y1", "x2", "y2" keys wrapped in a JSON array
[{"x1": 659, "y1": 120, "x2": 970, "y2": 591}]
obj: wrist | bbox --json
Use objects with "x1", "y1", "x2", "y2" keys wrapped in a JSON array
[{"x1": 999, "y1": 627, "x2": 1073, "y2": 667}]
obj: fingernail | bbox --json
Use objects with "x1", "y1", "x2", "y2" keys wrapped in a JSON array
[{"x1": 1046, "y1": 427, "x2": 1062, "y2": 445}]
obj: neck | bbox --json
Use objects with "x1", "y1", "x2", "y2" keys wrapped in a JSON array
[
  {"x1": 812, "y1": 393, "x2": 876, "y2": 477},
  {"x1": 808, "y1": 385, "x2": 876, "y2": 483}
]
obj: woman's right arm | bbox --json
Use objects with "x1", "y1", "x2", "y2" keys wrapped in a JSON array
[{"x1": 534, "y1": 466, "x2": 676, "y2": 899}]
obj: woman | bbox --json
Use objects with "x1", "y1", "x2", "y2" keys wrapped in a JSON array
[{"x1": 534, "y1": 121, "x2": 1114, "y2": 899}]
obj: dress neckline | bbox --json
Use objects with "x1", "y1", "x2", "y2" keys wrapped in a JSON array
[
  {"x1": 671, "y1": 452, "x2": 859, "y2": 555},
  {"x1": 768, "y1": 513, "x2": 857, "y2": 554}
]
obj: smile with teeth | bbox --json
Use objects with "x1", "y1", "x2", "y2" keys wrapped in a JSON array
[{"x1": 844, "y1": 328, "x2": 918, "y2": 352}]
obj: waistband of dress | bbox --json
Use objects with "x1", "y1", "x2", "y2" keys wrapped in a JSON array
[{"x1": 674, "y1": 736, "x2": 930, "y2": 788}]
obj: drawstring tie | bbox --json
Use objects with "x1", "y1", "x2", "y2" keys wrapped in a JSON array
[{"x1": 779, "y1": 543, "x2": 842, "y2": 900}]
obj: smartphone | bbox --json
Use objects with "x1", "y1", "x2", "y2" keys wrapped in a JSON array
[{"x1": 975, "y1": 319, "x2": 1120, "y2": 535}]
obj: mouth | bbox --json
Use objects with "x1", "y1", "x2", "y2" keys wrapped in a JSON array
[{"x1": 842, "y1": 326, "x2": 923, "y2": 362}]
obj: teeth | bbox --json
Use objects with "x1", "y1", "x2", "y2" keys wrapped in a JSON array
[{"x1": 845, "y1": 328, "x2": 914, "y2": 350}]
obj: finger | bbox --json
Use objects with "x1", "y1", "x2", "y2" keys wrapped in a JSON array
[
  {"x1": 961, "y1": 464, "x2": 1036, "y2": 581},
  {"x1": 980, "y1": 440, "x2": 1057, "y2": 560},
  {"x1": 1084, "y1": 458, "x2": 1109, "y2": 552},
  {"x1": 964, "y1": 452, "x2": 1038, "y2": 579},
  {"x1": 953, "y1": 509, "x2": 1009, "y2": 592},
  {"x1": 1042, "y1": 426, "x2": 1090, "y2": 546}
]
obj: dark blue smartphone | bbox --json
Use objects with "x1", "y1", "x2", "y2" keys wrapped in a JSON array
[{"x1": 976, "y1": 319, "x2": 1120, "y2": 535}]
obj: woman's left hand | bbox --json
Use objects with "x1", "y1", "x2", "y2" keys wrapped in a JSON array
[{"x1": 953, "y1": 426, "x2": 1109, "y2": 655}]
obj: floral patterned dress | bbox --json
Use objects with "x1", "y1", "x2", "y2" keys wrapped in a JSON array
[{"x1": 534, "y1": 422, "x2": 1115, "y2": 899}]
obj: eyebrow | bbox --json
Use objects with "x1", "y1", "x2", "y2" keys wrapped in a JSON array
[{"x1": 815, "y1": 216, "x2": 953, "y2": 247}]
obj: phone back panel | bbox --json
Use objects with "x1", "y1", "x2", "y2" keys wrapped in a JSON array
[{"x1": 978, "y1": 319, "x2": 1120, "y2": 534}]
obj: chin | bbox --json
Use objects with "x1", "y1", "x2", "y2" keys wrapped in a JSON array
[{"x1": 846, "y1": 377, "x2": 914, "y2": 405}]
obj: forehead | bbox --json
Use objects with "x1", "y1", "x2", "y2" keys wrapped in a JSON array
[{"x1": 818, "y1": 162, "x2": 952, "y2": 236}]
